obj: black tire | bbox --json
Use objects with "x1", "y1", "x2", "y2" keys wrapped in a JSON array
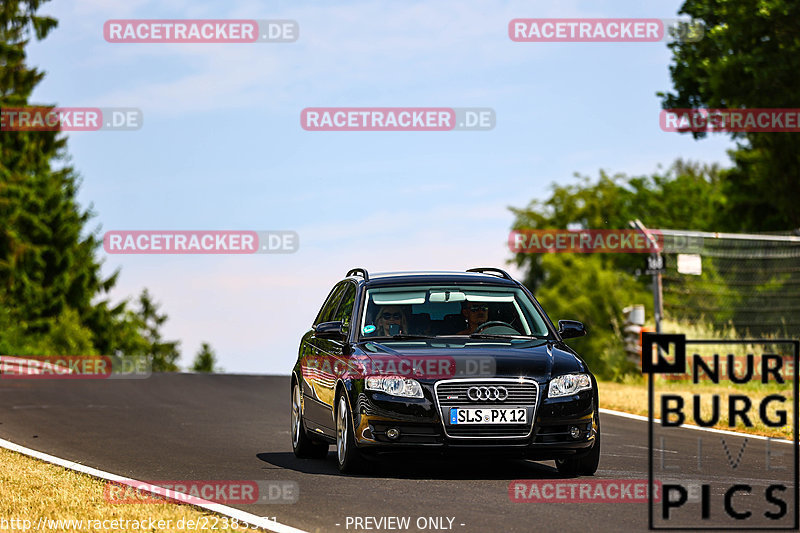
[
  {"x1": 291, "y1": 381, "x2": 329, "y2": 459},
  {"x1": 556, "y1": 415, "x2": 601, "y2": 476},
  {"x1": 335, "y1": 390, "x2": 367, "y2": 474},
  {"x1": 555, "y1": 454, "x2": 580, "y2": 476},
  {"x1": 577, "y1": 422, "x2": 601, "y2": 475}
]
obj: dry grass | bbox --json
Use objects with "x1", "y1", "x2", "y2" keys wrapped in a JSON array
[
  {"x1": 0, "y1": 447, "x2": 255, "y2": 532},
  {"x1": 599, "y1": 378, "x2": 794, "y2": 440}
]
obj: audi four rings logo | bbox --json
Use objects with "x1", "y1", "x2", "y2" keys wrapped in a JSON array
[{"x1": 467, "y1": 386, "x2": 508, "y2": 401}]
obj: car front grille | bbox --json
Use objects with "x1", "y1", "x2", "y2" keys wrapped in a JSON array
[
  {"x1": 435, "y1": 381, "x2": 538, "y2": 406},
  {"x1": 434, "y1": 378, "x2": 539, "y2": 439}
]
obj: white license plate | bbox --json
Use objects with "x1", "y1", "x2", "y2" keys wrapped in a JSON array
[{"x1": 449, "y1": 407, "x2": 526, "y2": 425}]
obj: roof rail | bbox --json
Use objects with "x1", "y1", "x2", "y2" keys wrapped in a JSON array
[
  {"x1": 466, "y1": 267, "x2": 514, "y2": 281},
  {"x1": 346, "y1": 267, "x2": 369, "y2": 281}
]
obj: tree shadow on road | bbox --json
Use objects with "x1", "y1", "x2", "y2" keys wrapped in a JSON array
[{"x1": 256, "y1": 451, "x2": 568, "y2": 480}]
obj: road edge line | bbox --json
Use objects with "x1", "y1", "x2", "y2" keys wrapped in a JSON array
[
  {"x1": 0, "y1": 437, "x2": 309, "y2": 533},
  {"x1": 599, "y1": 407, "x2": 793, "y2": 444}
]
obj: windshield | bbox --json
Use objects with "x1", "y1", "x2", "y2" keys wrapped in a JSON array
[{"x1": 358, "y1": 284, "x2": 551, "y2": 339}]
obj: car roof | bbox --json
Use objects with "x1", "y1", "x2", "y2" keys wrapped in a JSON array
[{"x1": 351, "y1": 271, "x2": 520, "y2": 288}]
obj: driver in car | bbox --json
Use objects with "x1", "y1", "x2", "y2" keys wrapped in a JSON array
[{"x1": 456, "y1": 301, "x2": 489, "y2": 334}]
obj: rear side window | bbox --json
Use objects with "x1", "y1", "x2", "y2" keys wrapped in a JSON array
[
  {"x1": 333, "y1": 283, "x2": 357, "y2": 333},
  {"x1": 314, "y1": 283, "x2": 346, "y2": 325}
]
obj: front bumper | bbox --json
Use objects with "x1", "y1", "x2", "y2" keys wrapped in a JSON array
[{"x1": 351, "y1": 383, "x2": 597, "y2": 459}]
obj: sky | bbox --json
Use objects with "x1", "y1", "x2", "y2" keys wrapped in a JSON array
[{"x1": 26, "y1": 0, "x2": 736, "y2": 374}]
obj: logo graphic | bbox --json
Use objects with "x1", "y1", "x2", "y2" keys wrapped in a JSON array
[
  {"x1": 644, "y1": 334, "x2": 799, "y2": 529},
  {"x1": 467, "y1": 386, "x2": 508, "y2": 401},
  {"x1": 641, "y1": 333, "x2": 686, "y2": 374}
]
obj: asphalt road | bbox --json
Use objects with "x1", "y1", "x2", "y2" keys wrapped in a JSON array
[{"x1": 0, "y1": 374, "x2": 795, "y2": 532}]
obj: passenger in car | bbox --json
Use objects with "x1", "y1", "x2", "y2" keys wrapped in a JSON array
[
  {"x1": 456, "y1": 301, "x2": 490, "y2": 334},
  {"x1": 373, "y1": 305, "x2": 409, "y2": 336}
]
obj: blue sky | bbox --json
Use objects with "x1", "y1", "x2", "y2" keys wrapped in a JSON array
[{"x1": 27, "y1": 0, "x2": 734, "y2": 373}]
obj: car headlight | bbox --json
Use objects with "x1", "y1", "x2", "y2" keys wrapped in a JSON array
[
  {"x1": 548, "y1": 373, "x2": 592, "y2": 398},
  {"x1": 365, "y1": 376, "x2": 424, "y2": 398}
]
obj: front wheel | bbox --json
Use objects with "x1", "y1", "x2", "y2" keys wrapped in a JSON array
[
  {"x1": 336, "y1": 391, "x2": 367, "y2": 474},
  {"x1": 291, "y1": 382, "x2": 329, "y2": 459}
]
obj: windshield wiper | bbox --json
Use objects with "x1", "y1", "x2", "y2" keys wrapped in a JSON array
[
  {"x1": 468, "y1": 333, "x2": 549, "y2": 340},
  {"x1": 367, "y1": 334, "x2": 435, "y2": 341}
]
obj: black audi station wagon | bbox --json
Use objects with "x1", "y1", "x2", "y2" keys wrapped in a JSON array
[{"x1": 290, "y1": 268, "x2": 600, "y2": 475}]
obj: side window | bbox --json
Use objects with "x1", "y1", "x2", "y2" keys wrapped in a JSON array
[
  {"x1": 314, "y1": 283, "x2": 346, "y2": 326},
  {"x1": 333, "y1": 283, "x2": 357, "y2": 333}
]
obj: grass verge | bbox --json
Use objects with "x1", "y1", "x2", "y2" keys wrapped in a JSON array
[{"x1": 0, "y1": 447, "x2": 260, "y2": 532}]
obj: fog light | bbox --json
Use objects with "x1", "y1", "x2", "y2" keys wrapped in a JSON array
[
  {"x1": 569, "y1": 426, "x2": 581, "y2": 439},
  {"x1": 386, "y1": 428, "x2": 400, "y2": 440}
]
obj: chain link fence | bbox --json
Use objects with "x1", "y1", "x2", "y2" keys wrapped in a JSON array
[{"x1": 658, "y1": 231, "x2": 800, "y2": 339}]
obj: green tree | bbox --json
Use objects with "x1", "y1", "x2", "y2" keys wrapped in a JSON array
[
  {"x1": 136, "y1": 289, "x2": 180, "y2": 372},
  {"x1": 1, "y1": 0, "x2": 111, "y2": 352},
  {"x1": 0, "y1": 0, "x2": 83, "y2": 349},
  {"x1": 660, "y1": 0, "x2": 800, "y2": 230},
  {"x1": 510, "y1": 162, "x2": 725, "y2": 379},
  {"x1": 511, "y1": 161, "x2": 725, "y2": 290},
  {"x1": 191, "y1": 342, "x2": 220, "y2": 373},
  {"x1": 0, "y1": 0, "x2": 180, "y2": 361},
  {"x1": 0, "y1": 305, "x2": 94, "y2": 355},
  {"x1": 533, "y1": 255, "x2": 650, "y2": 380}
]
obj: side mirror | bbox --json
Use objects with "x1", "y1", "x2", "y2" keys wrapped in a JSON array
[
  {"x1": 314, "y1": 321, "x2": 346, "y2": 341},
  {"x1": 558, "y1": 320, "x2": 587, "y2": 339}
]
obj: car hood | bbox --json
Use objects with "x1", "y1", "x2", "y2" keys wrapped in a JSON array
[{"x1": 355, "y1": 339, "x2": 586, "y2": 381}]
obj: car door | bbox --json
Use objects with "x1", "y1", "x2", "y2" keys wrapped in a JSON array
[
  {"x1": 314, "y1": 281, "x2": 357, "y2": 428},
  {"x1": 301, "y1": 282, "x2": 346, "y2": 429}
]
